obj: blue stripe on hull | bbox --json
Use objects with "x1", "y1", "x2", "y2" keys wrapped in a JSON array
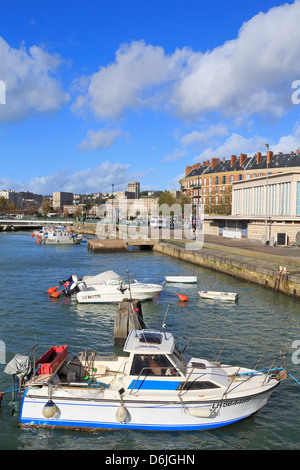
[{"x1": 128, "y1": 380, "x2": 181, "y2": 391}]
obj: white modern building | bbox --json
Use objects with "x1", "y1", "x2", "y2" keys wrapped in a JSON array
[{"x1": 232, "y1": 172, "x2": 300, "y2": 218}]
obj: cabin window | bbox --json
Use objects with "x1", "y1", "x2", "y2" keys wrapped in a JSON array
[
  {"x1": 130, "y1": 354, "x2": 180, "y2": 377},
  {"x1": 177, "y1": 381, "x2": 220, "y2": 391}
]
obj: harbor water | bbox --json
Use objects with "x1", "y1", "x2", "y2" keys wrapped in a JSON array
[{"x1": 1, "y1": 231, "x2": 300, "y2": 450}]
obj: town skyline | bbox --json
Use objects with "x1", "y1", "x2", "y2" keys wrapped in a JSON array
[{"x1": 0, "y1": 0, "x2": 300, "y2": 196}]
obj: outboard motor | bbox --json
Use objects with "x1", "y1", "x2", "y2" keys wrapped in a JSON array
[{"x1": 62, "y1": 280, "x2": 87, "y2": 296}]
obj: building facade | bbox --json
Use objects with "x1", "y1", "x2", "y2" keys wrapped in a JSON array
[
  {"x1": 180, "y1": 150, "x2": 300, "y2": 213},
  {"x1": 127, "y1": 181, "x2": 140, "y2": 199},
  {"x1": 232, "y1": 172, "x2": 300, "y2": 218},
  {"x1": 52, "y1": 191, "x2": 74, "y2": 211}
]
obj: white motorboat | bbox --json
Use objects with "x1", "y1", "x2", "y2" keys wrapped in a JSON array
[
  {"x1": 35, "y1": 229, "x2": 82, "y2": 245},
  {"x1": 5, "y1": 328, "x2": 287, "y2": 431},
  {"x1": 61, "y1": 271, "x2": 163, "y2": 303},
  {"x1": 199, "y1": 291, "x2": 238, "y2": 301},
  {"x1": 165, "y1": 276, "x2": 197, "y2": 284}
]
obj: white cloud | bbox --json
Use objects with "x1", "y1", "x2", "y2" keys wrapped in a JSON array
[
  {"x1": 181, "y1": 124, "x2": 229, "y2": 148},
  {"x1": 193, "y1": 133, "x2": 267, "y2": 162},
  {"x1": 72, "y1": 2, "x2": 300, "y2": 124},
  {"x1": 271, "y1": 122, "x2": 300, "y2": 154},
  {"x1": 77, "y1": 128, "x2": 130, "y2": 151},
  {"x1": 172, "y1": 1, "x2": 300, "y2": 119},
  {"x1": 72, "y1": 39, "x2": 192, "y2": 120},
  {"x1": 161, "y1": 149, "x2": 187, "y2": 163},
  {"x1": 0, "y1": 37, "x2": 69, "y2": 122},
  {"x1": 1, "y1": 161, "x2": 133, "y2": 195}
]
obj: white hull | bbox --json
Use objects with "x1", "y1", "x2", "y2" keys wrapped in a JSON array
[
  {"x1": 199, "y1": 291, "x2": 238, "y2": 301},
  {"x1": 11, "y1": 329, "x2": 285, "y2": 432},
  {"x1": 19, "y1": 378, "x2": 278, "y2": 431},
  {"x1": 76, "y1": 284, "x2": 163, "y2": 303},
  {"x1": 165, "y1": 276, "x2": 197, "y2": 284}
]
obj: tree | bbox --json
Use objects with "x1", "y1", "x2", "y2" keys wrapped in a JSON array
[{"x1": 41, "y1": 199, "x2": 51, "y2": 215}]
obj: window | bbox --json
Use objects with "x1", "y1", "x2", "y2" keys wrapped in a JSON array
[
  {"x1": 297, "y1": 182, "x2": 300, "y2": 215},
  {"x1": 239, "y1": 174, "x2": 242, "y2": 180},
  {"x1": 223, "y1": 175, "x2": 226, "y2": 184},
  {"x1": 130, "y1": 354, "x2": 179, "y2": 377},
  {"x1": 177, "y1": 381, "x2": 220, "y2": 391}
]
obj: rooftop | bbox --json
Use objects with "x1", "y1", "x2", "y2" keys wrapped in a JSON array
[{"x1": 183, "y1": 150, "x2": 300, "y2": 180}]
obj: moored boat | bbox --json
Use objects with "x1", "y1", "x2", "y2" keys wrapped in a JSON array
[
  {"x1": 199, "y1": 291, "x2": 238, "y2": 301},
  {"x1": 165, "y1": 276, "x2": 197, "y2": 283},
  {"x1": 59, "y1": 271, "x2": 163, "y2": 303},
  {"x1": 3, "y1": 328, "x2": 288, "y2": 431}
]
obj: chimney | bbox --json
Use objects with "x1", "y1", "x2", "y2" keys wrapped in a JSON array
[
  {"x1": 230, "y1": 155, "x2": 237, "y2": 167},
  {"x1": 211, "y1": 158, "x2": 219, "y2": 169},
  {"x1": 256, "y1": 152, "x2": 261, "y2": 164},
  {"x1": 267, "y1": 150, "x2": 273, "y2": 164},
  {"x1": 223, "y1": 157, "x2": 225, "y2": 162},
  {"x1": 185, "y1": 166, "x2": 191, "y2": 176},
  {"x1": 239, "y1": 153, "x2": 247, "y2": 165},
  {"x1": 296, "y1": 149, "x2": 299, "y2": 154}
]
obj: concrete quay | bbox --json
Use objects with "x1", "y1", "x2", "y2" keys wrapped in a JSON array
[{"x1": 154, "y1": 236, "x2": 300, "y2": 300}]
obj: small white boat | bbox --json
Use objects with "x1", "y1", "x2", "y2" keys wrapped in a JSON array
[
  {"x1": 199, "y1": 291, "x2": 238, "y2": 301},
  {"x1": 35, "y1": 229, "x2": 82, "y2": 245},
  {"x1": 5, "y1": 327, "x2": 287, "y2": 431},
  {"x1": 61, "y1": 271, "x2": 163, "y2": 303},
  {"x1": 165, "y1": 276, "x2": 197, "y2": 284}
]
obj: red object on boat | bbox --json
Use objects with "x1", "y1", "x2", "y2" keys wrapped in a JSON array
[
  {"x1": 47, "y1": 286, "x2": 58, "y2": 294},
  {"x1": 35, "y1": 345, "x2": 68, "y2": 375},
  {"x1": 31, "y1": 233, "x2": 35, "y2": 238},
  {"x1": 50, "y1": 291, "x2": 61, "y2": 298},
  {"x1": 177, "y1": 293, "x2": 189, "y2": 302}
]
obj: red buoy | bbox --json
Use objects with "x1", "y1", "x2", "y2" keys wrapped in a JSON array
[{"x1": 177, "y1": 293, "x2": 189, "y2": 302}]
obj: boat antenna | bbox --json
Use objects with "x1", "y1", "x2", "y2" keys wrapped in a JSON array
[{"x1": 162, "y1": 303, "x2": 172, "y2": 337}]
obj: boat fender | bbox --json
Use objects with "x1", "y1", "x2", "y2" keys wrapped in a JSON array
[
  {"x1": 116, "y1": 404, "x2": 129, "y2": 423},
  {"x1": 72, "y1": 274, "x2": 79, "y2": 283},
  {"x1": 42, "y1": 399, "x2": 57, "y2": 418},
  {"x1": 188, "y1": 407, "x2": 213, "y2": 418},
  {"x1": 47, "y1": 286, "x2": 58, "y2": 294}
]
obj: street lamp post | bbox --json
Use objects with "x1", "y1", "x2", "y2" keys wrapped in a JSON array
[{"x1": 265, "y1": 144, "x2": 269, "y2": 244}]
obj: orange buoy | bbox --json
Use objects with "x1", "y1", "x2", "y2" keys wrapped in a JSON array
[
  {"x1": 47, "y1": 286, "x2": 58, "y2": 294},
  {"x1": 177, "y1": 293, "x2": 189, "y2": 302},
  {"x1": 50, "y1": 291, "x2": 61, "y2": 298},
  {"x1": 31, "y1": 233, "x2": 35, "y2": 238}
]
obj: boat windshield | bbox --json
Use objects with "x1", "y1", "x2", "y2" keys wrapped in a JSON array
[
  {"x1": 171, "y1": 346, "x2": 187, "y2": 374},
  {"x1": 107, "y1": 277, "x2": 138, "y2": 286},
  {"x1": 130, "y1": 354, "x2": 180, "y2": 377}
]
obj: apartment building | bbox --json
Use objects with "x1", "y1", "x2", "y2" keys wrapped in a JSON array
[{"x1": 180, "y1": 150, "x2": 300, "y2": 211}]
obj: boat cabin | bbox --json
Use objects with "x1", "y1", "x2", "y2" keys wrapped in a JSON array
[{"x1": 121, "y1": 329, "x2": 228, "y2": 393}]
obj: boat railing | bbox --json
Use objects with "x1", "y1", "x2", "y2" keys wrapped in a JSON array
[{"x1": 178, "y1": 336, "x2": 288, "y2": 373}]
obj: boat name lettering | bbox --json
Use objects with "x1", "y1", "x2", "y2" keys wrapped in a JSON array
[
  {"x1": 82, "y1": 294, "x2": 101, "y2": 299},
  {"x1": 223, "y1": 397, "x2": 251, "y2": 407}
]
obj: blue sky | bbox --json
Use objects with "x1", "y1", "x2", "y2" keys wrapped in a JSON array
[{"x1": 0, "y1": 0, "x2": 300, "y2": 195}]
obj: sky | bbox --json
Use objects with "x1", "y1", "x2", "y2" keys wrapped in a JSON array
[{"x1": 1, "y1": 0, "x2": 300, "y2": 196}]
